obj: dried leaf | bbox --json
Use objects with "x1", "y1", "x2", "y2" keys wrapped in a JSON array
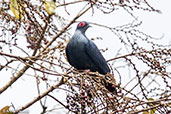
[
  {"x1": 0, "y1": 106, "x2": 10, "y2": 114},
  {"x1": 44, "y1": 0, "x2": 56, "y2": 15},
  {"x1": 142, "y1": 111, "x2": 149, "y2": 114},
  {"x1": 9, "y1": 0, "x2": 23, "y2": 19},
  {"x1": 64, "y1": 38, "x2": 70, "y2": 62},
  {"x1": 148, "y1": 98, "x2": 156, "y2": 114}
]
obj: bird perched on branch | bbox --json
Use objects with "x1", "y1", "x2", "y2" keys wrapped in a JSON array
[{"x1": 65, "y1": 21, "x2": 117, "y2": 93}]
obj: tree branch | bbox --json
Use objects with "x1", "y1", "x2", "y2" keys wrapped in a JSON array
[
  {"x1": 0, "y1": 3, "x2": 93, "y2": 94},
  {"x1": 14, "y1": 77, "x2": 67, "y2": 113},
  {"x1": 0, "y1": 62, "x2": 32, "y2": 94}
]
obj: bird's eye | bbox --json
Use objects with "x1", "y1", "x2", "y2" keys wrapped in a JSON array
[{"x1": 78, "y1": 22, "x2": 86, "y2": 27}]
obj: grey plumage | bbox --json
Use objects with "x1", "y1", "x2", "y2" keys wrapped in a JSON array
[
  {"x1": 66, "y1": 21, "x2": 110, "y2": 75},
  {"x1": 66, "y1": 21, "x2": 116, "y2": 93}
]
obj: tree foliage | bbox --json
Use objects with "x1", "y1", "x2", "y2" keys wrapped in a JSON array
[{"x1": 0, "y1": 0, "x2": 170, "y2": 113}]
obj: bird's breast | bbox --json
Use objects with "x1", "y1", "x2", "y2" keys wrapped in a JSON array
[{"x1": 66, "y1": 39, "x2": 94, "y2": 70}]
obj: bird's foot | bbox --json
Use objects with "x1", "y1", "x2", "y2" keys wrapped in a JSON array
[{"x1": 83, "y1": 69, "x2": 91, "y2": 73}]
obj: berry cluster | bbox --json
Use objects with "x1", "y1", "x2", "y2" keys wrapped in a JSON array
[{"x1": 66, "y1": 82, "x2": 93, "y2": 113}]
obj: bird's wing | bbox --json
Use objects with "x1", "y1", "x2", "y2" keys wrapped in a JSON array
[{"x1": 85, "y1": 40, "x2": 110, "y2": 74}]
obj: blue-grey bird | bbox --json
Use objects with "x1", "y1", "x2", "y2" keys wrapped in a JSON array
[{"x1": 66, "y1": 21, "x2": 116, "y2": 93}]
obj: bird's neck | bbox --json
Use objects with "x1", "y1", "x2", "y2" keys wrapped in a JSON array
[
  {"x1": 75, "y1": 30, "x2": 86, "y2": 37},
  {"x1": 76, "y1": 29, "x2": 86, "y2": 35},
  {"x1": 72, "y1": 30, "x2": 88, "y2": 42}
]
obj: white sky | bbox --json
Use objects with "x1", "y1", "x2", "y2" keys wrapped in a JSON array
[{"x1": 0, "y1": 0, "x2": 171, "y2": 114}]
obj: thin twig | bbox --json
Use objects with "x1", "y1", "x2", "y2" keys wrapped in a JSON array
[{"x1": 15, "y1": 77, "x2": 66, "y2": 113}]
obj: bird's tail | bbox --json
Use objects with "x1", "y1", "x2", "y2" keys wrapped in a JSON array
[{"x1": 102, "y1": 73, "x2": 117, "y2": 94}]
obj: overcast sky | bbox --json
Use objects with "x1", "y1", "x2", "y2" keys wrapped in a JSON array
[{"x1": 0, "y1": 0, "x2": 171, "y2": 114}]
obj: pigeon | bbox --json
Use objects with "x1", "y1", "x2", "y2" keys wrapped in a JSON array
[{"x1": 65, "y1": 21, "x2": 117, "y2": 93}]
